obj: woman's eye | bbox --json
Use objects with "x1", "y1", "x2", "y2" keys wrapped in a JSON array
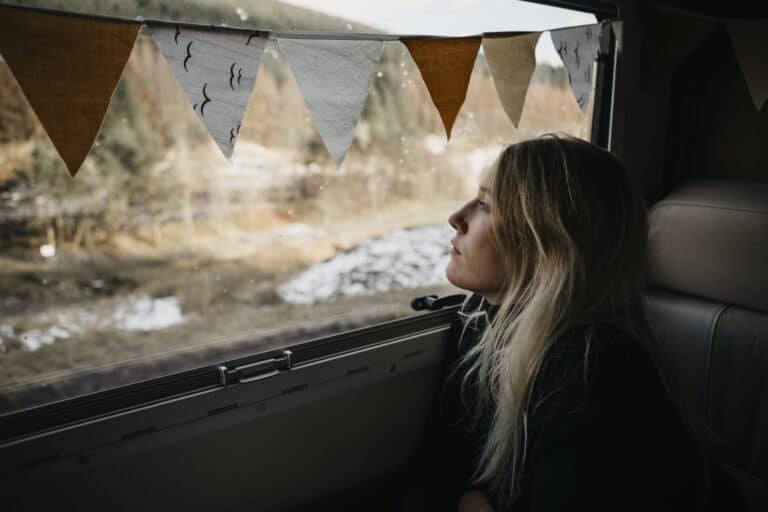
[{"x1": 478, "y1": 201, "x2": 490, "y2": 213}]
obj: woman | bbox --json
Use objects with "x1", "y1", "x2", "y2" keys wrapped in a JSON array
[{"x1": 407, "y1": 134, "x2": 728, "y2": 511}]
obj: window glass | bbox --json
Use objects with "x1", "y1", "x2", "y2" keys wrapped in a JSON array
[{"x1": 0, "y1": 0, "x2": 596, "y2": 412}]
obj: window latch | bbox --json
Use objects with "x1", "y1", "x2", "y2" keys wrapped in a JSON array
[
  {"x1": 217, "y1": 350, "x2": 293, "y2": 386},
  {"x1": 410, "y1": 293, "x2": 466, "y2": 311}
]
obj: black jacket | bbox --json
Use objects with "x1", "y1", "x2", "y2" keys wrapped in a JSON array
[{"x1": 393, "y1": 294, "x2": 742, "y2": 511}]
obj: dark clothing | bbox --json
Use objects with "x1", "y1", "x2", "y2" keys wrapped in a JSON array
[{"x1": 393, "y1": 294, "x2": 727, "y2": 511}]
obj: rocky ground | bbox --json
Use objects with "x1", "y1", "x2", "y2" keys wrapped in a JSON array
[{"x1": 0, "y1": 192, "x2": 464, "y2": 411}]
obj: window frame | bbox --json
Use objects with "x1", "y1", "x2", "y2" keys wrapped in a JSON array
[
  {"x1": 0, "y1": 306, "x2": 458, "y2": 443},
  {"x1": 0, "y1": 0, "x2": 618, "y2": 442}
]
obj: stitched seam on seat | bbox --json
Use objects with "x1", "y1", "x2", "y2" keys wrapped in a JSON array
[
  {"x1": 706, "y1": 304, "x2": 729, "y2": 425},
  {"x1": 654, "y1": 202, "x2": 768, "y2": 215}
]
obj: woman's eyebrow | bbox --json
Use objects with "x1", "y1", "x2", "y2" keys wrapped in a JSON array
[{"x1": 479, "y1": 185, "x2": 490, "y2": 197}]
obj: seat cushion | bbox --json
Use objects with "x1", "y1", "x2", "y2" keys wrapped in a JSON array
[
  {"x1": 708, "y1": 307, "x2": 768, "y2": 480},
  {"x1": 646, "y1": 179, "x2": 768, "y2": 510},
  {"x1": 648, "y1": 179, "x2": 768, "y2": 313},
  {"x1": 645, "y1": 290, "x2": 724, "y2": 419}
]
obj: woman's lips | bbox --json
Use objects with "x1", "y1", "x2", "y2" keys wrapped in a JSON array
[{"x1": 450, "y1": 240, "x2": 461, "y2": 255}]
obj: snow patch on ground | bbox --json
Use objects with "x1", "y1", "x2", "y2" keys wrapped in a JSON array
[
  {"x1": 278, "y1": 224, "x2": 452, "y2": 304},
  {"x1": 11, "y1": 295, "x2": 186, "y2": 352}
]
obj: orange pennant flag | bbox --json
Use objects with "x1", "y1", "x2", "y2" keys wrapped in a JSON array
[
  {"x1": 403, "y1": 37, "x2": 481, "y2": 139},
  {"x1": 0, "y1": 6, "x2": 140, "y2": 176}
]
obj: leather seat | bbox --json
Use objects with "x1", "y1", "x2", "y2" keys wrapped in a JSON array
[{"x1": 645, "y1": 179, "x2": 768, "y2": 510}]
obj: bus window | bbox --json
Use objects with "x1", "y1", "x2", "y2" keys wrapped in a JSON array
[{"x1": 0, "y1": 0, "x2": 596, "y2": 412}]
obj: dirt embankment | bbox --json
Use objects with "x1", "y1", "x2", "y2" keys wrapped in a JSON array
[{"x1": 0, "y1": 188, "x2": 462, "y2": 411}]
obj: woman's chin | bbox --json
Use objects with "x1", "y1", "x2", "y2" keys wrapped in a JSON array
[{"x1": 444, "y1": 264, "x2": 462, "y2": 289}]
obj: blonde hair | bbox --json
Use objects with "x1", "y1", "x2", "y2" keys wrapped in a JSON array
[{"x1": 450, "y1": 134, "x2": 703, "y2": 508}]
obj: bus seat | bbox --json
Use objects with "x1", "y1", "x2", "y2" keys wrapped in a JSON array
[{"x1": 645, "y1": 179, "x2": 768, "y2": 510}]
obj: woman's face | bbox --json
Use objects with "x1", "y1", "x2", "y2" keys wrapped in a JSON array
[{"x1": 445, "y1": 166, "x2": 506, "y2": 304}]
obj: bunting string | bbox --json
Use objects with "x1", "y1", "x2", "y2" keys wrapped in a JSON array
[
  {"x1": 0, "y1": 5, "x2": 768, "y2": 181},
  {"x1": 9, "y1": 2, "x2": 760, "y2": 177},
  {"x1": 0, "y1": 3, "x2": 619, "y2": 176}
]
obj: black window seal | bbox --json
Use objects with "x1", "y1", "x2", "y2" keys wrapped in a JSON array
[
  {"x1": 0, "y1": 306, "x2": 459, "y2": 444},
  {"x1": 590, "y1": 13, "x2": 616, "y2": 148}
]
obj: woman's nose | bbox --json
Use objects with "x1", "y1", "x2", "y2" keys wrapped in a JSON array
[{"x1": 449, "y1": 206, "x2": 467, "y2": 233}]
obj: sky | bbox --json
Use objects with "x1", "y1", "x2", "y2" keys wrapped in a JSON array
[{"x1": 280, "y1": 0, "x2": 597, "y2": 65}]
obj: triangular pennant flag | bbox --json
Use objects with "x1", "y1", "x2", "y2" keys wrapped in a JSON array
[
  {"x1": 148, "y1": 24, "x2": 266, "y2": 158},
  {"x1": 403, "y1": 37, "x2": 481, "y2": 139},
  {"x1": 482, "y1": 33, "x2": 540, "y2": 128},
  {"x1": 277, "y1": 38, "x2": 383, "y2": 169},
  {"x1": 550, "y1": 24, "x2": 601, "y2": 112},
  {"x1": 640, "y1": 13, "x2": 717, "y2": 88},
  {"x1": 726, "y1": 20, "x2": 768, "y2": 111},
  {"x1": 611, "y1": 20, "x2": 623, "y2": 50},
  {"x1": 0, "y1": 6, "x2": 140, "y2": 176}
]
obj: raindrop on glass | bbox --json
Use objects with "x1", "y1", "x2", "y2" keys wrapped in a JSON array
[{"x1": 235, "y1": 7, "x2": 248, "y2": 21}]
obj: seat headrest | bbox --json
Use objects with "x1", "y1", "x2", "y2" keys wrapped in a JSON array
[{"x1": 648, "y1": 179, "x2": 768, "y2": 313}]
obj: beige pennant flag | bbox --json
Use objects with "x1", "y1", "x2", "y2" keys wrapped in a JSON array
[
  {"x1": 726, "y1": 20, "x2": 768, "y2": 111},
  {"x1": 482, "y1": 33, "x2": 540, "y2": 128},
  {"x1": 403, "y1": 37, "x2": 481, "y2": 139},
  {"x1": 611, "y1": 21, "x2": 623, "y2": 50},
  {"x1": 0, "y1": 6, "x2": 140, "y2": 176}
]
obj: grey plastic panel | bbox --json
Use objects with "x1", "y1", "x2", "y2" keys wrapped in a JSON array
[{"x1": 4, "y1": 325, "x2": 452, "y2": 511}]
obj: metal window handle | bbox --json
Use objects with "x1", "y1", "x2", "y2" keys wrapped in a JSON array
[
  {"x1": 217, "y1": 350, "x2": 293, "y2": 385},
  {"x1": 410, "y1": 293, "x2": 466, "y2": 311}
]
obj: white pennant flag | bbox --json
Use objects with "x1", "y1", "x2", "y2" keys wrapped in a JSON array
[
  {"x1": 277, "y1": 38, "x2": 383, "y2": 168},
  {"x1": 726, "y1": 20, "x2": 768, "y2": 111},
  {"x1": 148, "y1": 24, "x2": 266, "y2": 157},
  {"x1": 550, "y1": 24, "x2": 601, "y2": 112}
]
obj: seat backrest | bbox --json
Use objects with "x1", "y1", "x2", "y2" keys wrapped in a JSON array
[{"x1": 645, "y1": 179, "x2": 768, "y2": 510}]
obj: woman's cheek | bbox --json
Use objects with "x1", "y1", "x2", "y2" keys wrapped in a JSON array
[{"x1": 477, "y1": 240, "x2": 505, "y2": 289}]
